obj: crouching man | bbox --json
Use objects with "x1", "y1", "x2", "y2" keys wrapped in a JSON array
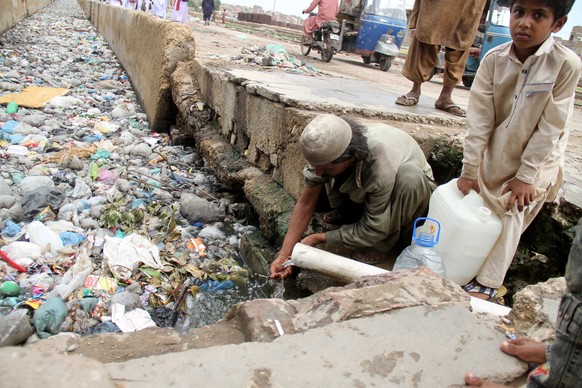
[{"x1": 270, "y1": 114, "x2": 436, "y2": 279}]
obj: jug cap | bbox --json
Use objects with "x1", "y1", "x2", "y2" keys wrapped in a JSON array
[
  {"x1": 412, "y1": 217, "x2": 440, "y2": 246},
  {"x1": 416, "y1": 232, "x2": 436, "y2": 247}
]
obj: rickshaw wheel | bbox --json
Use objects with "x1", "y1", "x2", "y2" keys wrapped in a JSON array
[
  {"x1": 462, "y1": 75, "x2": 474, "y2": 88},
  {"x1": 321, "y1": 36, "x2": 334, "y2": 63},
  {"x1": 300, "y1": 35, "x2": 311, "y2": 56},
  {"x1": 362, "y1": 56, "x2": 371, "y2": 65},
  {"x1": 379, "y1": 55, "x2": 392, "y2": 72}
]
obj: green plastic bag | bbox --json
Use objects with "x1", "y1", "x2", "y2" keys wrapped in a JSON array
[{"x1": 32, "y1": 298, "x2": 67, "y2": 339}]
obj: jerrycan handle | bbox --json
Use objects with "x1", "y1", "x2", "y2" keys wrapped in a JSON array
[{"x1": 412, "y1": 217, "x2": 441, "y2": 245}]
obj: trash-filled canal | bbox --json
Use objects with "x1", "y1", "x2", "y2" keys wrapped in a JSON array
[{"x1": 0, "y1": 0, "x2": 278, "y2": 342}]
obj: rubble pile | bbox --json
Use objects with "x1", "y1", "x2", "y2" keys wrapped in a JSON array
[
  {"x1": 207, "y1": 44, "x2": 325, "y2": 76},
  {"x1": 0, "y1": 0, "x2": 267, "y2": 346}
]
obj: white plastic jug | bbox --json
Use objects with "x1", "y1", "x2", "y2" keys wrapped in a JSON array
[{"x1": 419, "y1": 179, "x2": 502, "y2": 285}]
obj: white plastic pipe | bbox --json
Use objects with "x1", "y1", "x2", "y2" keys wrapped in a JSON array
[
  {"x1": 291, "y1": 243, "x2": 387, "y2": 283},
  {"x1": 290, "y1": 243, "x2": 512, "y2": 317}
]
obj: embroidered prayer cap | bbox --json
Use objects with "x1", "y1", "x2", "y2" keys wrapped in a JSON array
[{"x1": 300, "y1": 114, "x2": 352, "y2": 165}]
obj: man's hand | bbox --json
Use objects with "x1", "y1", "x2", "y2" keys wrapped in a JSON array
[
  {"x1": 300, "y1": 232, "x2": 326, "y2": 247},
  {"x1": 270, "y1": 255, "x2": 293, "y2": 280},
  {"x1": 502, "y1": 177, "x2": 534, "y2": 211},
  {"x1": 457, "y1": 177, "x2": 479, "y2": 195}
]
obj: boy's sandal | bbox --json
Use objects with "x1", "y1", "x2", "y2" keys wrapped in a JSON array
[{"x1": 463, "y1": 282, "x2": 507, "y2": 301}]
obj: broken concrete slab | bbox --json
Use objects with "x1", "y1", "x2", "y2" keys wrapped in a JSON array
[
  {"x1": 0, "y1": 346, "x2": 115, "y2": 388},
  {"x1": 510, "y1": 276, "x2": 566, "y2": 342},
  {"x1": 105, "y1": 303, "x2": 527, "y2": 387}
]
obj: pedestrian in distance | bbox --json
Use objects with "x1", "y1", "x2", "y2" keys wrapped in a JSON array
[
  {"x1": 151, "y1": 0, "x2": 168, "y2": 18},
  {"x1": 171, "y1": 0, "x2": 189, "y2": 23},
  {"x1": 221, "y1": 8, "x2": 226, "y2": 24},
  {"x1": 395, "y1": 0, "x2": 488, "y2": 117},
  {"x1": 270, "y1": 114, "x2": 436, "y2": 279},
  {"x1": 458, "y1": 0, "x2": 581, "y2": 301},
  {"x1": 202, "y1": 0, "x2": 214, "y2": 26}
]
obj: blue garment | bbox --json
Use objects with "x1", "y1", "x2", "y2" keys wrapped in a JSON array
[{"x1": 202, "y1": 0, "x2": 214, "y2": 20}]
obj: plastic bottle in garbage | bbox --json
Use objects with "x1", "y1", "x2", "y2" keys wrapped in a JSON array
[
  {"x1": 393, "y1": 217, "x2": 446, "y2": 278},
  {"x1": 5, "y1": 101, "x2": 18, "y2": 114}
]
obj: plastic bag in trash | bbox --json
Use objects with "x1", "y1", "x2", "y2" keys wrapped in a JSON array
[
  {"x1": 21, "y1": 187, "x2": 66, "y2": 220},
  {"x1": 26, "y1": 221, "x2": 63, "y2": 254},
  {"x1": 87, "y1": 321, "x2": 122, "y2": 335},
  {"x1": 103, "y1": 234, "x2": 163, "y2": 280},
  {"x1": 149, "y1": 306, "x2": 178, "y2": 328},
  {"x1": 32, "y1": 297, "x2": 68, "y2": 339},
  {"x1": 60, "y1": 231, "x2": 86, "y2": 246},
  {"x1": 2, "y1": 220, "x2": 21, "y2": 237}
]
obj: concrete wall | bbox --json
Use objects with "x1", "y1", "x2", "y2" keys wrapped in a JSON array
[
  {"x1": 0, "y1": 0, "x2": 54, "y2": 35},
  {"x1": 76, "y1": 0, "x2": 195, "y2": 132}
]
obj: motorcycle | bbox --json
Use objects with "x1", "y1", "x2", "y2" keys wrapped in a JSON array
[{"x1": 300, "y1": 13, "x2": 341, "y2": 63}]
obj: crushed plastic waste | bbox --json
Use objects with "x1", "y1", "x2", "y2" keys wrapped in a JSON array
[
  {"x1": 0, "y1": 0, "x2": 276, "y2": 343},
  {"x1": 207, "y1": 44, "x2": 325, "y2": 76}
]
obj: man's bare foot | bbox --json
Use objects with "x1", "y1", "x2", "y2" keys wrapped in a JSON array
[
  {"x1": 434, "y1": 98, "x2": 466, "y2": 117},
  {"x1": 465, "y1": 372, "x2": 510, "y2": 387},
  {"x1": 500, "y1": 338, "x2": 547, "y2": 364}
]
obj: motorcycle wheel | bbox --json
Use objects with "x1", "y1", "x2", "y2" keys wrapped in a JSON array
[
  {"x1": 362, "y1": 56, "x2": 371, "y2": 65},
  {"x1": 300, "y1": 35, "x2": 311, "y2": 56},
  {"x1": 321, "y1": 35, "x2": 334, "y2": 63},
  {"x1": 462, "y1": 75, "x2": 474, "y2": 88},
  {"x1": 378, "y1": 55, "x2": 392, "y2": 72}
]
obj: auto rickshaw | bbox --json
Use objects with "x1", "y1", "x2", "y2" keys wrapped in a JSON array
[
  {"x1": 462, "y1": 0, "x2": 512, "y2": 87},
  {"x1": 336, "y1": 0, "x2": 407, "y2": 71}
]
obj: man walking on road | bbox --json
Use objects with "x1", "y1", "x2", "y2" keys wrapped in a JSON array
[{"x1": 395, "y1": 0, "x2": 487, "y2": 117}]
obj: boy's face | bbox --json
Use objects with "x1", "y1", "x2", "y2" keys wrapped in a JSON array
[{"x1": 510, "y1": 0, "x2": 567, "y2": 60}]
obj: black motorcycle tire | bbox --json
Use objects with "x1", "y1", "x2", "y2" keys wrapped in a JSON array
[
  {"x1": 462, "y1": 75, "x2": 474, "y2": 88},
  {"x1": 362, "y1": 56, "x2": 371, "y2": 65},
  {"x1": 300, "y1": 35, "x2": 311, "y2": 56},
  {"x1": 379, "y1": 55, "x2": 392, "y2": 72},
  {"x1": 321, "y1": 35, "x2": 334, "y2": 63}
]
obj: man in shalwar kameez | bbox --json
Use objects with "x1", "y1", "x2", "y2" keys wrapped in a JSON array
[
  {"x1": 171, "y1": 0, "x2": 189, "y2": 23},
  {"x1": 302, "y1": 0, "x2": 339, "y2": 40},
  {"x1": 396, "y1": 0, "x2": 487, "y2": 117}
]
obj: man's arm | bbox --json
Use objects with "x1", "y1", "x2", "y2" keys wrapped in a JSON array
[
  {"x1": 460, "y1": 54, "x2": 496, "y2": 183},
  {"x1": 270, "y1": 184, "x2": 322, "y2": 279},
  {"x1": 515, "y1": 58, "x2": 580, "y2": 185},
  {"x1": 304, "y1": 0, "x2": 321, "y2": 14},
  {"x1": 326, "y1": 179, "x2": 395, "y2": 249}
]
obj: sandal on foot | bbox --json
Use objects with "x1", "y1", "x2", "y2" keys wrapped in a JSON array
[
  {"x1": 395, "y1": 95, "x2": 419, "y2": 106},
  {"x1": 435, "y1": 103, "x2": 466, "y2": 117},
  {"x1": 463, "y1": 282, "x2": 507, "y2": 301}
]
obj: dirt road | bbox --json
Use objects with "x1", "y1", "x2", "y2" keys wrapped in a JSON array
[{"x1": 190, "y1": 20, "x2": 472, "y2": 111}]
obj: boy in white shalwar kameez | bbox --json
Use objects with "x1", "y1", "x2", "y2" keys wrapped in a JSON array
[{"x1": 458, "y1": 0, "x2": 581, "y2": 301}]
